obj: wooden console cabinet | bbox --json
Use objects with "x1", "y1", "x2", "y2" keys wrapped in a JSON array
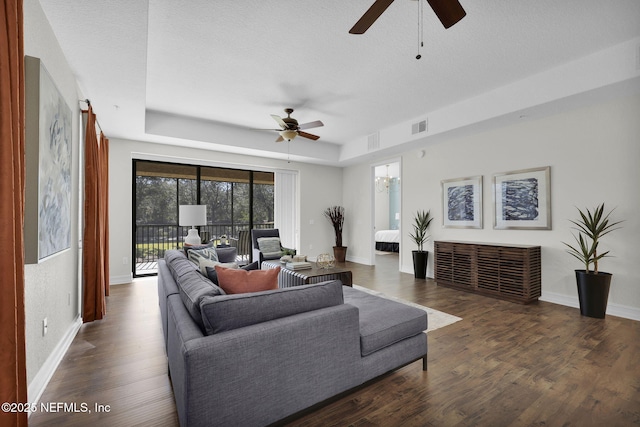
[{"x1": 434, "y1": 240, "x2": 541, "y2": 304}]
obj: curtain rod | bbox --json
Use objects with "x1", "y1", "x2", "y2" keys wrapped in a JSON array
[{"x1": 79, "y1": 99, "x2": 103, "y2": 134}]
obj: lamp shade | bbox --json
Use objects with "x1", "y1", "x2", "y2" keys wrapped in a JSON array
[{"x1": 179, "y1": 205, "x2": 207, "y2": 226}]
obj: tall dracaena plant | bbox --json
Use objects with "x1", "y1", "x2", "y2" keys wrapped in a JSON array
[
  {"x1": 563, "y1": 204, "x2": 622, "y2": 274},
  {"x1": 324, "y1": 206, "x2": 345, "y2": 247},
  {"x1": 409, "y1": 210, "x2": 433, "y2": 252}
]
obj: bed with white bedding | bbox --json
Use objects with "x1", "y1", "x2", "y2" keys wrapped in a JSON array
[{"x1": 375, "y1": 229, "x2": 400, "y2": 252}]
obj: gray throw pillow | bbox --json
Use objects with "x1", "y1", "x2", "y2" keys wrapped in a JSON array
[{"x1": 215, "y1": 246, "x2": 237, "y2": 263}]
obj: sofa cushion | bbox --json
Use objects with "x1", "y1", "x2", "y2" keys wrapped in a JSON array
[
  {"x1": 165, "y1": 248, "x2": 188, "y2": 264},
  {"x1": 215, "y1": 265, "x2": 280, "y2": 294},
  {"x1": 343, "y1": 286, "x2": 427, "y2": 357},
  {"x1": 176, "y1": 269, "x2": 226, "y2": 330},
  {"x1": 205, "y1": 261, "x2": 259, "y2": 285},
  {"x1": 165, "y1": 249, "x2": 199, "y2": 281},
  {"x1": 200, "y1": 280, "x2": 344, "y2": 335}
]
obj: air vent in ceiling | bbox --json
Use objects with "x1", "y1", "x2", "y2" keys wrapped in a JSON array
[
  {"x1": 367, "y1": 132, "x2": 380, "y2": 151},
  {"x1": 412, "y1": 119, "x2": 428, "y2": 135}
]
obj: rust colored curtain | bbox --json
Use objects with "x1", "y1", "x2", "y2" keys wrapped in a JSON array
[
  {"x1": 82, "y1": 108, "x2": 109, "y2": 321},
  {"x1": 0, "y1": 0, "x2": 28, "y2": 425},
  {"x1": 100, "y1": 132, "x2": 109, "y2": 297}
]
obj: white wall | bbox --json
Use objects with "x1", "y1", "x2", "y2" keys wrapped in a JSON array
[
  {"x1": 375, "y1": 187, "x2": 390, "y2": 230},
  {"x1": 343, "y1": 162, "x2": 375, "y2": 264},
  {"x1": 345, "y1": 93, "x2": 640, "y2": 318},
  {"x1": 23, "y1": 0, "x2": 83, "y2": 401},
  {"x1": 108, "y1": 139, "x2": 343, "y2": 282}
]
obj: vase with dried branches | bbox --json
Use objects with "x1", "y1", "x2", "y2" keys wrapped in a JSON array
[{"x1": 324, "y1": 206, "x2": 347, "y2": 262}]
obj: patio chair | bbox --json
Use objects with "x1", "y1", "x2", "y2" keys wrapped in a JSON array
[{"x1": 230, "y1": 230, "x2": 251, "y2": 263}]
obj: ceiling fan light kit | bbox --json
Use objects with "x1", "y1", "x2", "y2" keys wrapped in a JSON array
[{"x1": 279, "y1": 129, "x2": 298, "y2": 141}]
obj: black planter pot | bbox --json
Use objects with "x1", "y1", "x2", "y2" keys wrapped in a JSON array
[
  {"x1": 575, "y1": 270, "x2": 612, "y2": 318},
  {"x1": 412, "y1": 251, "x2": 429, "y2": 279}
]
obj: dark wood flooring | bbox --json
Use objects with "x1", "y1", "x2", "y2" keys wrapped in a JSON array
[{"x1": 30, "y1": 254, "x2": 640, "y2": 426}]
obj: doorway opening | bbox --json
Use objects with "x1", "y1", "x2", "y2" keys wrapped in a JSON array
[{"x1": 372, "y1": 160, "x2": 401, "y2": 270}]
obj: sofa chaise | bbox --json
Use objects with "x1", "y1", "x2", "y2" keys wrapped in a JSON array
[{"x1": 158, "y1": 249, "x2": 427, "y2": 426}]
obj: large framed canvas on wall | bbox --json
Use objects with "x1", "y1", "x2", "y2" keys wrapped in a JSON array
[
  {"x1": 441, "y1": 175, "x2": 483, "y2": 229},
  {"x1": 24, "y1": 56, "x2": 73, "y2": 263},
  {"x1": 493, "y1": 166, "x2": 551, "y2": 230}
]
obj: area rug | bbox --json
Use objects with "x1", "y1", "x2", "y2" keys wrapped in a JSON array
[{"x1": 353, "y1": 285, "x2": 462, "y2": 333}]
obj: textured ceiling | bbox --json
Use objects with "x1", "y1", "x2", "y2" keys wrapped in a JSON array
[{"x1": 39, "y1": 0, "x2": 640, "y2": 164}]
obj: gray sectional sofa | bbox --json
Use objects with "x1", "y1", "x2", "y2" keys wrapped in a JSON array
[{"x1": 158, "y1": 249, "x2": 428, "y2": 426}]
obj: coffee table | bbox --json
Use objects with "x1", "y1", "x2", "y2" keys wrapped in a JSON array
[{"x1": 261, "y1": 260, "x2": 353, "y2": 288}]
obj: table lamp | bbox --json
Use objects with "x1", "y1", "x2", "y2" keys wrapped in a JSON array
[{"x1": 179, "y1": 205, "x2": 207, "y2": 246}]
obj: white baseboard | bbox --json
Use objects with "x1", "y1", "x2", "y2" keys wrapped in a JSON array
[
  {"x1": 110, "y1": 273, "x2": 133, "y2": 285},
  {"x1": 28, "y1": 315, "x2": 82, "y2": 412},
  {"x1": 345, "y1": 255, "x2": 370, "y2": 265},
  {"x1": 540, "y1": 291, "x2": 640, "y2": 321}
]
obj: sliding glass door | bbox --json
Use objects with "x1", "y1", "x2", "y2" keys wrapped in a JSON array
[{"x1": 133, "y1": 160, "x2": 274, "y2": 277}]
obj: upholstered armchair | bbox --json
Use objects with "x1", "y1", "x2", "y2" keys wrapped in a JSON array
[{"x1": 251, "y1": 229, "x2": 296, "y2": 267}]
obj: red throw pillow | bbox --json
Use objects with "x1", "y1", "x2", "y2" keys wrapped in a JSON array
[{"x1": 215, "y1": 265, "x2": 280, "y2": 294}]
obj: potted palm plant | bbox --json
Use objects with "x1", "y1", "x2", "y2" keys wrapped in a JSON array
[
  {"x1": 409, "y1": 210, "x2": 433, "y2": 279},
  {"x1": 324, "y1": 206, "x2": 347, "y2": 262},
  {"x1": 563, "y1": 203, "x2": 622, "y2": 318}
]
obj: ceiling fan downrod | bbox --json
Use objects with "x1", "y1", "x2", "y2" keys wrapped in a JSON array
[{"x1": 416, "y1": 0, "x2": 424, "y2": 60}]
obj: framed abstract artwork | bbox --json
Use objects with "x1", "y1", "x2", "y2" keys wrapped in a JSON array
[
  {"x1": 24, "y1": 56, "x2": 73, "y2": 263},
  {"x1": 493, "y1": 166, "x2": 551, "y2": 230},
  {"x1": 441, "y1": 175, "x2": 483, "y2": 229}
]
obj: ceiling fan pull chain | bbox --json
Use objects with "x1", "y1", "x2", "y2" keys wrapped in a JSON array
[{"x1": 421, "y1": 0, "x2": 425, "y2": 46}]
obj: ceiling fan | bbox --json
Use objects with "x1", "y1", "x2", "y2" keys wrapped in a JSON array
[
  {"x1": 267, "y1": 108, "x2": 324, "y2": 142},
  {"x1": 349, "y1": 0, "x2": 466, "y2": 34}
]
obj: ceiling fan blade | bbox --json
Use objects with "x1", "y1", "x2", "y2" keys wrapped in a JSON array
[
  {"x1": 349, "y1": 0, "x2": 395, "y2": 34},
  {"x1": 298, "y1": 131, "x2": 320, "y2": 141},
  {"x1": 275, "y1": 135, "x2": 284, "y2": 143},
  {"x1": 298, "y1": 120, "x2": 324, "y2": 130},
  {"x1": 426, "y1": 0, "x2": 466, "y2": 29},
  {"x1": 271, "y1": 114, "x2": 287, "y2": 129}
]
